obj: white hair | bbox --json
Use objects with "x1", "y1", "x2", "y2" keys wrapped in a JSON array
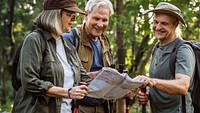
[{"x1": 85, "y1": 0, "x2": 114, "y2": 16}]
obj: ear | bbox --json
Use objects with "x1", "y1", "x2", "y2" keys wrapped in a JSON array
[
  {"x1": 175, "y1": 21, "x2": 179, "y2": 27},
  {"x1": 84, "y1": 11, "x2": 89, "y2": 21},
  {"x1": 84, "y1": 11, "x2": 88, "y2": 17}
]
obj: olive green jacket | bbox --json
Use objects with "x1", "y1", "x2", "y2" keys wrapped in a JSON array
[{"x1": 12, "y1": 29, "x2": 86, "y2": 113}]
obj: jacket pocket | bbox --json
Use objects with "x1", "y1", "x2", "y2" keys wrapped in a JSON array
[
  {"x1": 78, "y1": 51, "x2": 89, "y2": 63},
  {"x1": 40, "y1": 54, "x2": 56, "y2": 81}
]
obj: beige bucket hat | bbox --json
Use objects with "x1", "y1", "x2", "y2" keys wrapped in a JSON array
[{"x1": 144, "y1": 2, "x2": 185, "y2": 26}]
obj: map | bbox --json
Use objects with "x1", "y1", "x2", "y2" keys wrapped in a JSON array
[{"x1": 87, "y1": 67, "x2": 145, "y2": 100}]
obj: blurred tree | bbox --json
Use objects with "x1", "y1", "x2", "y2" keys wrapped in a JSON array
[{"x1": 0, "y1": 0, "x2": 200, "y2": 112}]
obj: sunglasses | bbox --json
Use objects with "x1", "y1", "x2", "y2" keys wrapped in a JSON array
[{"x1": 61, "y1": 10, "x2": 76, "y2": 19}]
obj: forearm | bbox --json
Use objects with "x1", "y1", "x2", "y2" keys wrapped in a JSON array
[
  {"x1": 45, "y1": 86, "x2": 69, "y2": 98},
  {"x1": 45, "y1": 85, "x2": 88, "y2": 100},
  {"x1": 150, "y1": 74, "x2": 190, "y2": 95}
]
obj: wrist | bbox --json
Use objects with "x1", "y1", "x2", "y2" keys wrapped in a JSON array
[
  {"x1": 68, "y1": 88, "x2": 72, "y2": 98},
  {"x1": 152, "y1": 78, "x2": 159, "y2": 87}
]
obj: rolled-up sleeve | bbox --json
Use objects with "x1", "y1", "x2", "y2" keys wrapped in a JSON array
[{"x1": 20, "y1": 33, "x2": 53, "y2": 96}]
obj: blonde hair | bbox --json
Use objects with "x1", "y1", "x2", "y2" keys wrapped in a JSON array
[{"x1": 34, "y1": 10, "x2": 63, "y2": 35}]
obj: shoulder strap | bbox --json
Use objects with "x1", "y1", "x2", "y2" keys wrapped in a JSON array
[
  {"x1": 33, "y1": 29, "x2": 47, "y2": 69},
  {"x1": 33, "y1": 28, "x2": 47, "y2": 57},
  {"x1": 71, "y1": 28, "x2": 80, "y2": 51},
  {"x1": 169, "y1": 38, "x2": 186, "y2": 113},
  {"x1": 169, "y1": 38, "x2": 185, "y2": 77}
]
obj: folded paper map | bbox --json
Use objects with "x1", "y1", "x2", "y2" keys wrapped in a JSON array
[{"x1": 87, "y1": 67, "x2": 145, "y2": 100}]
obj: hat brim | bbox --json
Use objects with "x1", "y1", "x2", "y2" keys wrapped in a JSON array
[
  {"x1": 144, "y1": 9, "x2": 185, "y2": 26},
  {"x1": 64, "y1": 6, "x2": 85, "y2": 15}
]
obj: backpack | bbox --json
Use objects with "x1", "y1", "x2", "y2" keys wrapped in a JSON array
[
  {"x1": 71, "y1": 28, "x2": 80, "y2": 50},
  {"x1": 11, "y1": 28, "x2": 46, "y2": 91},
  {"x1": 169, "y1": 38, "x2": 200, "y2": 113}
]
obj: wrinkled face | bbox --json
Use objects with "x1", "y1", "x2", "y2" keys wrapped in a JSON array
[
  {"x1": 61, "y1": 9, "x2": 76, "y2": 32},
  {"x1": 152, "y1": 13, "x2": 178, "y2": 42},
  {"x1": 85, "y1": 5, "x2": 110, "y2": 39}
]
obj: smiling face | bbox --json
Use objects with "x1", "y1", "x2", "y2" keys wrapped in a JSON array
[
  {"x1": 84, "y1": 5, "x2": 110, "y2": 39},
  {"x1": 152, "y1": 13, "x2": 178, "y2": 45}
]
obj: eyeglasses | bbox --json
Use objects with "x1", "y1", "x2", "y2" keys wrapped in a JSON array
[{"x1": 61, "y1": 10, "x2": 76, "y2": 19}]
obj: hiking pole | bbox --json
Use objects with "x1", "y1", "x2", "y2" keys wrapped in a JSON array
[
  {"x1": 141, "y1": 87, "x2": 147, "y2": 113},
  {"x1": 126, "y1": 96, "x2": 131, "y2": 113},
  {"x1": 110, "y1": 64, "x2": 117, "y2": 113},
  {"x1": 118, "y1": 64, "x2": 131, "y2": 113},
  {"x1": 73, "y1": 82, "x2": 87, "y2": 113}
]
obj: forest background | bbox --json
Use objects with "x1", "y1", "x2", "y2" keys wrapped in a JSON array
[{"x1": 0, "y1": 0, "x2": 199, "y2": 113}]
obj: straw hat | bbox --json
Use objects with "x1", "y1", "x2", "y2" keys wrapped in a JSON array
[
  {"x1": 144, "y1": 2, "x2": 185, "y2": 26},
  {"x1": 43, "y1": 0, "x2": 85, "y2": 14}
]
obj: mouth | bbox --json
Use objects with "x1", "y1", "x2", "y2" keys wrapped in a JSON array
[
  {"x1": 94, "y1": 25, "x2": 104, "y2": 30},
  {"x1": 155, "y1": 30, "x2": 166, "y2": 34}
]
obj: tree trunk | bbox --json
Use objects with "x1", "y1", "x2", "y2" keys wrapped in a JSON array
[
  {"x1": 116, "y1": 0, "x2": 126, "y2": 113},
  {"x1": 116, "y1": 0, "x2": 125, "y2": 64},
  {"x1": 137, "y1": 38, "x2": 157, "y2": 75},
  {"x1": 8, "y1": 0, "x2": 15, "y2": 46}
]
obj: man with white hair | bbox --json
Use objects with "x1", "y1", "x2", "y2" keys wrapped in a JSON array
[{"x1": 63, "y1": 0, "x2": 115, "y2": 113}]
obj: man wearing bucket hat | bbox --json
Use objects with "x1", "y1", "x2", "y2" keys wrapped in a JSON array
[
  {"x1": 137, "y1": 2, "x2": 195, "y2": 113},
  {"x1": 12, "y1": 0, "x2": 90, "y2": 113}
]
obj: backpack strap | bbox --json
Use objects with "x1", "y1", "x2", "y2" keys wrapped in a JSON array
[
  {"x1": 33, "y1": 28, "x2": 47, "y2": 68},
  {"x1": 169, "y1": 38, "x2": 186, "y2": 113},
  {"x1": 169, "y1": 38, "x2": 185, "y2": 77},
  {"x1": 33, "y1": 29, "x2": 46, "y2": 56},
  {"x1": 71, "y1": 28, "x2": 80, "y2": 51}
]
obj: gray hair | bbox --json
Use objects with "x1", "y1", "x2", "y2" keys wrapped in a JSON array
[
  {"x1": 33, "y1": 10, "x2": 63, "y2": 35},
  {"x1": 85, "y1": 0, "x2": 114, "y2": 16},
  {"x1": 176, "y1": 25, "x2": 182, "y2": 37}
]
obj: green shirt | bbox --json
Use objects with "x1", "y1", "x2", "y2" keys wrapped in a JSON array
[{"x1": 149, "y1": 38, "x2": 195, "y2": 113}]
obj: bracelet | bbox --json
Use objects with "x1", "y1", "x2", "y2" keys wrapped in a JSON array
[{"x1": 68, "y1": 88, "x2": 72, "y2": 98}]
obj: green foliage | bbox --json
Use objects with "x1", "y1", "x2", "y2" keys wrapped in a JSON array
[
  {"x1": 0, "y1": 101, "x2": 13, "y2": 113},
  {"x1": 0, "y1": 80, "x2": 14, "y2": 112},
  {"x1": 1, "y1": 0, "x2": 200, "y2": 112}
]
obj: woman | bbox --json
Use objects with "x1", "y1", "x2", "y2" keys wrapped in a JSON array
[{"x1": 12, "y1": 0, "x2": 88, "y2": 113}]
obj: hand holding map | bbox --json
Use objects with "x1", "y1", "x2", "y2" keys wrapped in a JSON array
[{"x1": 87, "y1": 67, "x2": 147, "y2": 100}]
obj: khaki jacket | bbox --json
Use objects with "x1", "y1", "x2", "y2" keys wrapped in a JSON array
[{"x1": 77, "y1": 24, "x2": 113, "y2": 72}]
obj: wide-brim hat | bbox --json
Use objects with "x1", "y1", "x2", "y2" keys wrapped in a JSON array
[
  {"x1": 43, "y1": 0, "x2": 85, "y2": 14},
  {"x1": 144, "y1": 2, "x2": 185, "y2": 26}
]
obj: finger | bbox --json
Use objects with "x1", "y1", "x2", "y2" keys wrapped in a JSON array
[
  {"x1": 76, "y1": 89, "x2": 88, "y2": 95},
  {"x1": 74, "y1": 95, "x2": 84, "y2": 100},
  {"x1": 79, "y1": 85, "x2": 89, "y2": 91},
  {"x1": 71, "y1": 92, "x2": 85, "y2": 100}
]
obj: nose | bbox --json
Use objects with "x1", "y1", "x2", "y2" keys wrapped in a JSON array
[
  {"x1": 71, "y1": 16, "x2": 76, "y2": 21},
  {"x1": 154, "y1": 23, "x2": 162, "y2": 30},
  {"x1": 97, "y1": 21, "x2": 103, "y2": 28}
]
